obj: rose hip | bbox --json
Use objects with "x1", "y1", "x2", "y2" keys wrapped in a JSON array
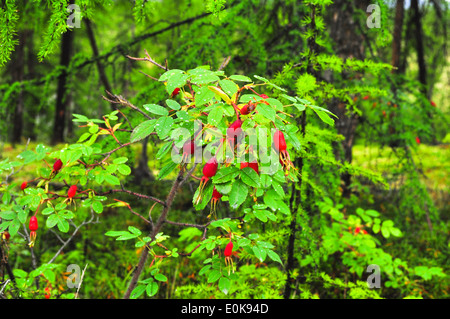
[
  {"x1": 29, "y1": 216, "x2": 38, "y2": 231},
  {"x1": 68, "y1": 185, "x2": 77, "y2": 198}
]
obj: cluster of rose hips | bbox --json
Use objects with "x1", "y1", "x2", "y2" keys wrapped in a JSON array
[
  {"x1": 18, "y1": 158, "x2": 78, "y2": 246},
  {"x1": 183, "y1": 90, "x2": 296, "y2": 215}
]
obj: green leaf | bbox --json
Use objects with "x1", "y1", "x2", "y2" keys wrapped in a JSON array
[
  {"x1": 159, "y1": 69, "x2": 184, "y2": 82},
  {"x1": 381, "y1": 226, "x2": 390, "y2": 238},
  {"x1": 104, "y1": 174, "x2": 121, "y2": 185},
  {"x1": 130, "y1": 285, "x2": 146, "y2": 299},
  {"x1": 154, "y1": 273, "x2": 168, "y2": 282},
  {"x1": 57, "y1": 219, "x2": 70, "y2": 233},
  {"x1": 113, "y1": 157, "x2": 128, "y2": 164},
  {"x1": 219, "y1": 79, "x2": 239, "y2": 97},
  {"x1": 207, "y1": 270, "x2": 222, "y2": 283},
  {"x1": 213, "y1": 166, "x2": 240, "y2": 184},
  {"x1": 271, "y1": 180, "x2": 285, "y2": 198},
  {"x1": 46, "y1": 214, "x2": 59, "y2": 228},
  {"x1": 257, "y1": 103, "x2": 276, "y2": 122},
  {"x1": 155, "y1": 116, "x2": 174, "y2": 139},
  {"x1": 118, "y1": 164, "x2": 131, "y2": 175},
  {"x1": 157, "y1": 161, "x2": 178, "y2": 180},
  {"x1": 166, "y1": 72, "x2": 188, "y2": 94},
  {"x1": 146, "y1": 281, "x2": 159, "y2": 297},
  {"x1": 92, "y1": 201, "x2": 103, "y2": 214},
  {"x1": 195, "y1": 86, "x2": 215, "y2": 107},
  {"x1": 229, "y1": 75, "x2": 252, "y2": 82},
  {"x1": 252, "y1": 245, "x2": 264, "y2": 262},
  {"x1": 128, "y1": 226, "x2": 142, "y2": 236},
  {"x1": 218, "y1": 276, "x2": 231, "y2": 295},
  {"x1": 253, "y1": 209, "x2": 268, "y2": 222},
  {"x1": 228, "y1": 179, "x2": 248, "y2": 209},
  {"x1": 267, "y1": 250, "x2": 283, "y2": 264},
  {"x1": 156, "y1": 141, "x2": 173, "y2": 159},
  {"x1": 130, "y1": 119, "x2": 156, "y2": 143},
  {"x1": 207, "y1": 107, "x2": 224, "y2": 127},
  {"x1": 311, "y1": 108, "x2": 334, "y2": 126},
  {"x1": 143, "y1": 104, "x2": 169, "y2": 116},
  {"x1": 240, "y1": 167, "x2": 261, "y2": 188},
  {"x1": 166, "y1": 99, "x2": 181, "y2": 110}
]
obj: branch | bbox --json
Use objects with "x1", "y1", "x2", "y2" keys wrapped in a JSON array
[{"x1": 47, "y1": 212, "x2": 98, "y2": 264}]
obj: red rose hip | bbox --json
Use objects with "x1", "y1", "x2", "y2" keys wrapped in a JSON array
[{"x1": 68, "y1": 185, "x2": 77, "y2": 198}]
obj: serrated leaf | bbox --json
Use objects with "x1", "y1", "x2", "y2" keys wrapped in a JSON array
[
  {"x1": 241, "y1": 167, "x2": 260, "y2": 188},
  {"x1": 155, "y1": 116, "x2": 174, "y2": 139},
  {"x1": 157, "y1": 161, "x2": 178, "y2": 180},
  {"x1": 228, "y1": 179, "x2": 248, "y2": 209},
  {"x1": 207, "y1": 107, "x2": 224, "y2": 127},
  {"x1": 219, "y1": 80, "x2": 239, "y2": 97},
  {"x1": 267, "y1": 250, "x2": 283, "y2": 264},
  {"x1": 257, "y1": 103, "x2": 276, "y2": 122},
  {"x1": 212, "y1": 166, "x2": 240, "y2": 184},
  {"x1": 166, "y1": 99, "x2": 181, "y2": 110},
  {"x1": 156, "y1": 141, "x2": 173, "y2": 159},
  {"x1": 143, "y1": 104, "x2": 168, "y2": 116},
  {"x1": 253, "y1": 209, "x2": 268, "y2": 222},
  {"x1": 130, "y1": 120, "x2": 156, "y2": 143},
  {"x1": 218, "y1": 276, "x2": 231, "y2": 295},
  {"x1": 195, "y1": 86, "x2": 215, "y2": 107},
  {"x1": 229, "y1": 75, "x2": 252, "y2": 82},
  {"x1": 207, "y1": 270, "x2": 221, "y2": 283}
]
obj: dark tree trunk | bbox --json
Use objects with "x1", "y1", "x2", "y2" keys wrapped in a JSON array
[
  {"x1": 11, "y1": 31, "x2": 26, "y2": 145},
  {"x1": 411, "y1": 0, "x2": 427, "y2": 94},
  {"x1": 85, "y1": 18, "x2": 115, "y2": 111},
  {"x1": 52, "y1": 30, "x2": 74, "y2": 144},
  {"x1": 391, "y1": 0, "x2": 405, "y2": 73},
  {"x1": 327, "y1": 0, "x2": 368, "y2": 197}
]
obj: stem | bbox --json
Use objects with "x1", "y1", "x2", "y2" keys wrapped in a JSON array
[{"x1": 123, "y1": 168, "x2": 186, "y2": 299}]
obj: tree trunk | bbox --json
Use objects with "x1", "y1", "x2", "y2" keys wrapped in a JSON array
[
  {"x1": 11, "y1": 31, "x2": 26, "y2": 145},
  {"x1": 411, "y1": 0, "x2": 427, "y2": 94},
  {"x1": 85, "y1": 18, "x2": 115, "y2": 111},
  {"x1": 391, "y1": 0, "x2": 405, "y2": 73},
  {"x1": 52, "y1": 30, "x2": 74, "y2": 144},
  {"x1": 327, "y1": 0, "x2": 368, "y2": 197}
]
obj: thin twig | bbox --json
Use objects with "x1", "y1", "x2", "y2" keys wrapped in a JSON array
[{"x1": 75, "y1": 263, "x2": 88, "y2": 299}]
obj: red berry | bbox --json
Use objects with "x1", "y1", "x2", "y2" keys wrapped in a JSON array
[
  {"x1": 53, "y1": 159, "x2": 63, "y2": 172},
  {"x1": 273, "y1": 130, "x2": 287, "y2": 152},
  {"x1": 171, "y1": 88, "x2": 180, "y2": 97},
  {"x1": 212, "y1": 187, "x2": 223, "y2": 200},
  {"x1": 183, "y1": 139, "x2": 195, "y2": 155},
  {"x1": 260, "y1": 94, "x2": 269, "y2": 99},
  {"x1": 430, "y1": 100, "x2": 436, "y2": 107},
  {"x1": 226, "y1": 119, "x2": 243, "y2": 140},
  {"x1": 68, "y1": 185, "x2": 77, "y2": 198},
  {"x1": 21, "y1": 181, "x2": 27, "y2": 190},
  {"x1": 363, "y1": 95, "x2": 370, "y2": 100},
  {"x1": 240, "y1": 103, "x2": 256, "y2": 115},
  {"x1": 202, "y1": 157, "x2": 218, "y2": 178},
  {"x1": 3, "y1": 231, "x2": 10, "y2": 241},
  {"x1": 362, "y1": 230, "x2": 368, "y2": 235},
  {"x1": 224, "y1": 240, "x2": 233, "y2": 257},
  {"x1": 29, "y1": 216, "x2": 38, "y2": 232},
  {"x1": 355, "y1": 226, "x2": 361, "y2": 235},
  {"x1": 416, "y1": 136, "x2": 421, "y2": 144}
]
